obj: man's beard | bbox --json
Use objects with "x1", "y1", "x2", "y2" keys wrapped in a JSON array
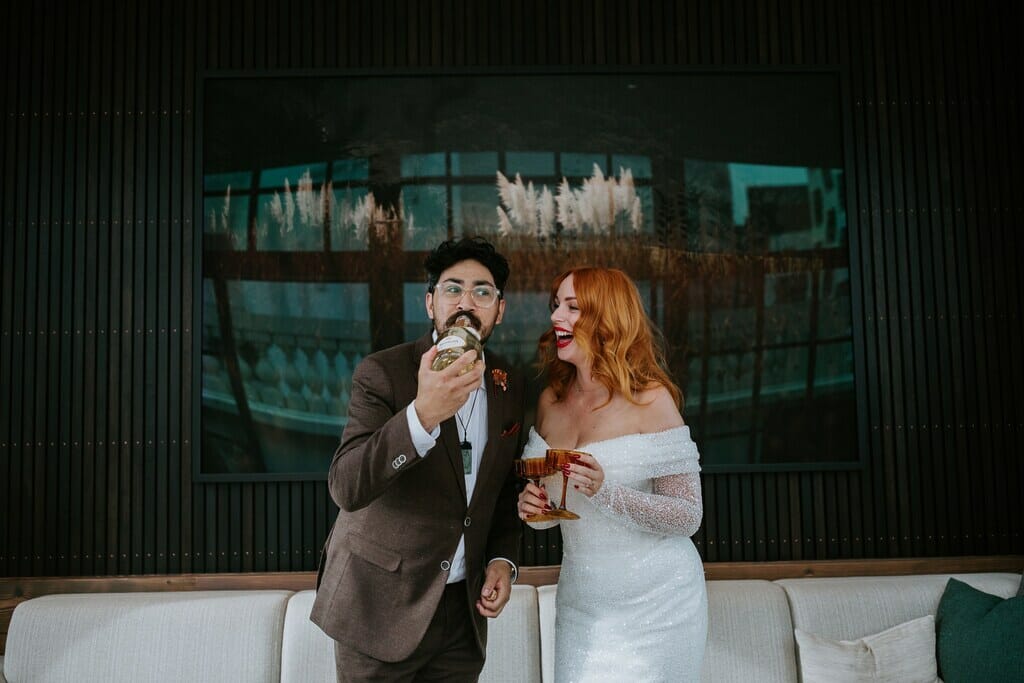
[{"x1": 437, "y1": 310, "x2": 490, "y2": 344}]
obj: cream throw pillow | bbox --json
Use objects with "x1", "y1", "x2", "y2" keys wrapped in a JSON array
[{"x1": 795, "y1": 614, "x2": 940, "y2": 683}]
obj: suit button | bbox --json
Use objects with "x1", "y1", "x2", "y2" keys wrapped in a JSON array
[
  {"x1": 440, "y1": 560, "x2": 451, "y2": 571},
  {"x1": 463, "y1": 516, "x2": 472, "y2": 527}
]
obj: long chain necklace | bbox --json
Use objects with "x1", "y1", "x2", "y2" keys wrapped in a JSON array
[{"x1": 455, "y1": 388, "x2": 480, "y2": 475}]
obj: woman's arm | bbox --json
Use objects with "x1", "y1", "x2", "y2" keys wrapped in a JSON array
[{"x1": 590, "y1": 472, "x2": 703, "y2": 536}]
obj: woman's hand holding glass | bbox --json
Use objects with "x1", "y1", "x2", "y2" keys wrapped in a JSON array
[
  {"x1": 517, "y1": 478, "x2": 552, "y2": 522},
  {"x1": 561, "y1": 451, "x2": 605, "y2": 497}
]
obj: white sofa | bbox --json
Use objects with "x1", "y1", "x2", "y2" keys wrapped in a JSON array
[{"x1": 2, "y1": 572, "x2": 1019, "y2": 682}]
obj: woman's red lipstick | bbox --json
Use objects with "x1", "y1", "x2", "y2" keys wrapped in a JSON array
[{"x1": 554, "y1": 327, "x2": 573, "y2": 348}]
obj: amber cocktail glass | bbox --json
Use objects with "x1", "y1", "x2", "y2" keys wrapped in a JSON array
[
  {"x1": 514, "y1": 457, "x2": 559, "y2": 522},
  {"x1": 544, "y1": 448, "x2": 584, "y2": 520}
]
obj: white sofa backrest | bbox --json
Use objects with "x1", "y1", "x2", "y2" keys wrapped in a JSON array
[
  {"x1": 279, "y1": 585, "x2": 542, "y2": 683},
  {"x1": 280, "y1": 591, "x2": 335, "y2": 683},
  {"x1": 3, "y1": 590, "x2": 291, "y2": 683},
  {"x1": 479, "y1": 584, "x2": 542, "y2": 683},
  {"x1": 777, "y1": 572, "x2": 1020, "y2": 641},
  {"x1": 702, "y1": 580, "x2": 798, "y2": 683},
  {"x1": 537, "y1": 585, "x2": 557, "y2": 683}
]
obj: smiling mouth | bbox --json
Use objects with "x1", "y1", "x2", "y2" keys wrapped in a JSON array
[{"x1": 554, "y1": 328, "x2": 574, "y2": 348}]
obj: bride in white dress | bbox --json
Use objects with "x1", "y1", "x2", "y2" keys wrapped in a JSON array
[{"x1": 518, "y1": 267, "x2": 707, "y2": 683}]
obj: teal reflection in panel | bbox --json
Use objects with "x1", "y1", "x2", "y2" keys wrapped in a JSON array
[
  {"x1": 561, "y1": 153, "x2": 606, "y2": 178},
  {"x1": 330, "y1": 187, "x2": 370, "y2": 251},
  {"x1": 763, "y1": 271, "x2": 811, "y2": 345},
  {"x1": 453, "y1": 185, "x2": 500, "y2": 235},
  {"x1": 255, "y1": 192, "x2": 324, "y2": 251},
  {"x1": 332, "y1": 158, "x2": 370, "y2": 181},
  {"x1": 505, "y1": 151, "x2": 555, "y2": 177},
  {"x1": 705, "y1": 352, "x2": 755, "y2": 410},
  {"x1": 817, "y1": 268, "x2": 852, "y2": 338},
  {"x1": 258, "y1": 163, "x2": 328, "y2": 188},
  {"x1": 403, "y1": 281, "x2": 432, "y2": 343},
  {"x1": 487, "y1": 289, "x2": 551, "y2": 368},
  {"x1": 402, "y1": 152, "x2": 446, "y2": 178},
  {"x1": 727, "y1": 162, "x2": 809, "y2": 226},
  {"x1": 813, "y1": 341, "x2": 854, "y2": 393},
  {"x1": 200, "y1": 279, "x2": 371, "y2": 476},
  {"x1": 204, "y1": 195, "x2": 250, "y2": 251},
  {"x1": 402, "y1": 185, "x2": 448, "y2": 250},
  {"x1": 610, "y1": 154, "x2": 652, "y2": 179},
  {"x1": 452, "y1": 152, "x2": 499, "y2": 177},
  {"x1": 760, "y1": 346, "x2": 809, "y2": 401},
  {"x1": 635, "y1": 186, "x2": 655, "y2": 234},
  {"x1": 205, "y1": 171, "x2": 254, "y2": 192},
  {"x1": 709, "y1": 308, "x2": 758, "y2": 351},
  {"x1": 684, "y1": 357, "x2": 703, "y2": 414},
  {"x1": 700, "y1": 435, "x2": 749, "y2": 465}
]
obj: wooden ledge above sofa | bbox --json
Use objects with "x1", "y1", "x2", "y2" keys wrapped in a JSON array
[{"x1": 1, "y1": 555, "x2": 1021, "y2": 655}]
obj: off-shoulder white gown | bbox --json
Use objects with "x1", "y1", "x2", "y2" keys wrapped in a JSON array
[{"x1": 524, "y1": 426, "x2": 708, "y2": 683}]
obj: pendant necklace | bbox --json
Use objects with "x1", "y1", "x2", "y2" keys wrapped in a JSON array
[{"x1": 455, "y1": 389, "x2": 480, "y2": 475}]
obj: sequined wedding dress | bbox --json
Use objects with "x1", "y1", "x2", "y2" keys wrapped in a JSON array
[{"x1": 525, "y1": 426, "x2": 708, "y2": 683}]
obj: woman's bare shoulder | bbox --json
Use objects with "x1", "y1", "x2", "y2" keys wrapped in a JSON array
[{"x1": 635, "y1": 384, "x2": 685, "y2": 432}]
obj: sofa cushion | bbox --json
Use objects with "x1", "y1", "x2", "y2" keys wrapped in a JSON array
[
  {"x1": 537, "y1": 585, "x2": 557, "y2": 683},
  {"x1": 479, "y1": 584, "x2": 542, "y2": 683},
  {"x1": 795, "y1": 615, "x2": 938, "y2": 683},
  {"x1": 3, "y1": 590, "x2": 291, "y2": 683},
  {"x1": 777, "y1": 572, "x2": 1019, "y2": 642},
  {"x1": 702, "y1": 580, "x2": 798, "y2": 683},
  {"x1": 281, "y1": 591, "x2": 335, "y2": 683},
  {"x1": 935, "y1": 578, "x2": 1024, "y2": 683},
  {"x1": 281, "y1": 586, "x2": 542, "y2": 683}
]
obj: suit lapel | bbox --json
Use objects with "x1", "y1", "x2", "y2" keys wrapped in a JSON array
[
  {"x1": 470, "y1": 364, "x2": 502, "y2": 508},
  {"x1": 441, "y1": 418, "x2": 467, "y2": 502}
]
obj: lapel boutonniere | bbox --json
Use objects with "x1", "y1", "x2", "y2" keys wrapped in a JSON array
[{"x1": 491, "y1": 368, "x2": 508, "y2": 393}]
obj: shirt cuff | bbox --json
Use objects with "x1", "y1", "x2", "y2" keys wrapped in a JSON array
[
  {"x1": 487, "y1": 557, "x2": 518, "y2": 584},
  {"x1": 405, "y1": 403, "x2": 439, "y2": 457}
]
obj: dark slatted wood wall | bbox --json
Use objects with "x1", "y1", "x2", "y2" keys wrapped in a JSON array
[{"x1": 1, "y1": 0, "x2": 1021, "y2": 577}]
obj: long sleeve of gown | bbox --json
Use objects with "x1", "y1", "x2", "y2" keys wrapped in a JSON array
[{"x1": 590, "y1": 471, "x2": 703, "y2": 536}]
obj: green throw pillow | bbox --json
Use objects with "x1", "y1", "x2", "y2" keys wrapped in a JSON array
[{"x1": 936, "y1": 578, "x2": 1024, "y2": 683}]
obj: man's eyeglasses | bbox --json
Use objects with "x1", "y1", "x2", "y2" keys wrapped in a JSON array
[{"x1": 435, "y1": 282, "x2": 501, "y2": 308}]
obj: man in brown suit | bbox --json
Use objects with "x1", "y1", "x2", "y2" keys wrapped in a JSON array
[{"x1": 311, "y1": 237, "x2": 526, "y2": 682}]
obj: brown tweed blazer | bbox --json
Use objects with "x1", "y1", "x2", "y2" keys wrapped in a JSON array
[{"x1": 310, "y1": 333, "x2": 526, "y2": 662}]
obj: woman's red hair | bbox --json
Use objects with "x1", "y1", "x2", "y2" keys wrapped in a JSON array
[{"x1": 538, "y1": 267, "x2": 682, "y2": 409}]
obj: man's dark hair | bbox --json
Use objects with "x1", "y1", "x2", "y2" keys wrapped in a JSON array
[{"x1": 424, "y1": 236, "x2": 510, "y2": 294}]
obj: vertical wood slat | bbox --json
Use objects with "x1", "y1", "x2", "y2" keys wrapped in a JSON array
[
  {"x1": 92, "y1": 0, "x2": 111, "y2": 577},
  {"x1": 893, "y1": 0, "x2": 925, "y2": 558},
  {"x1": 0, "y1": 0, "x2": 11, "y2": 580},
  {"x1": 27, "y1": 1, "x2": 45, "y2": 578},
  {"x1": 1, "y1": 0, "x2": 1023, "y2": 579},
  {"x1": 878, "y1": 0, "x2": 913, "y2": 556},
  {"x1": 935, "y1": 0, "x2": 974, "y2": 555},
  {"x1": 906, "y1": 2, "x2": 936, "y2": 557},
  {"x1": 970, "y1": 4, "x2": 998, "y2": 552},
  {"x1": 38, "y1": 1, "x2": 59, "y2": 578},
  {"x1": 994, "y1": 3, "x2": 1024, "y2": 553},
  {"x1": 955, "y1": 0, "x2": 992, "y2": 555}
]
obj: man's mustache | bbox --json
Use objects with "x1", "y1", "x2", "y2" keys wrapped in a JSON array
[{"x1": 443, "y1": 310, "x2": 483, "y2": 331}]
